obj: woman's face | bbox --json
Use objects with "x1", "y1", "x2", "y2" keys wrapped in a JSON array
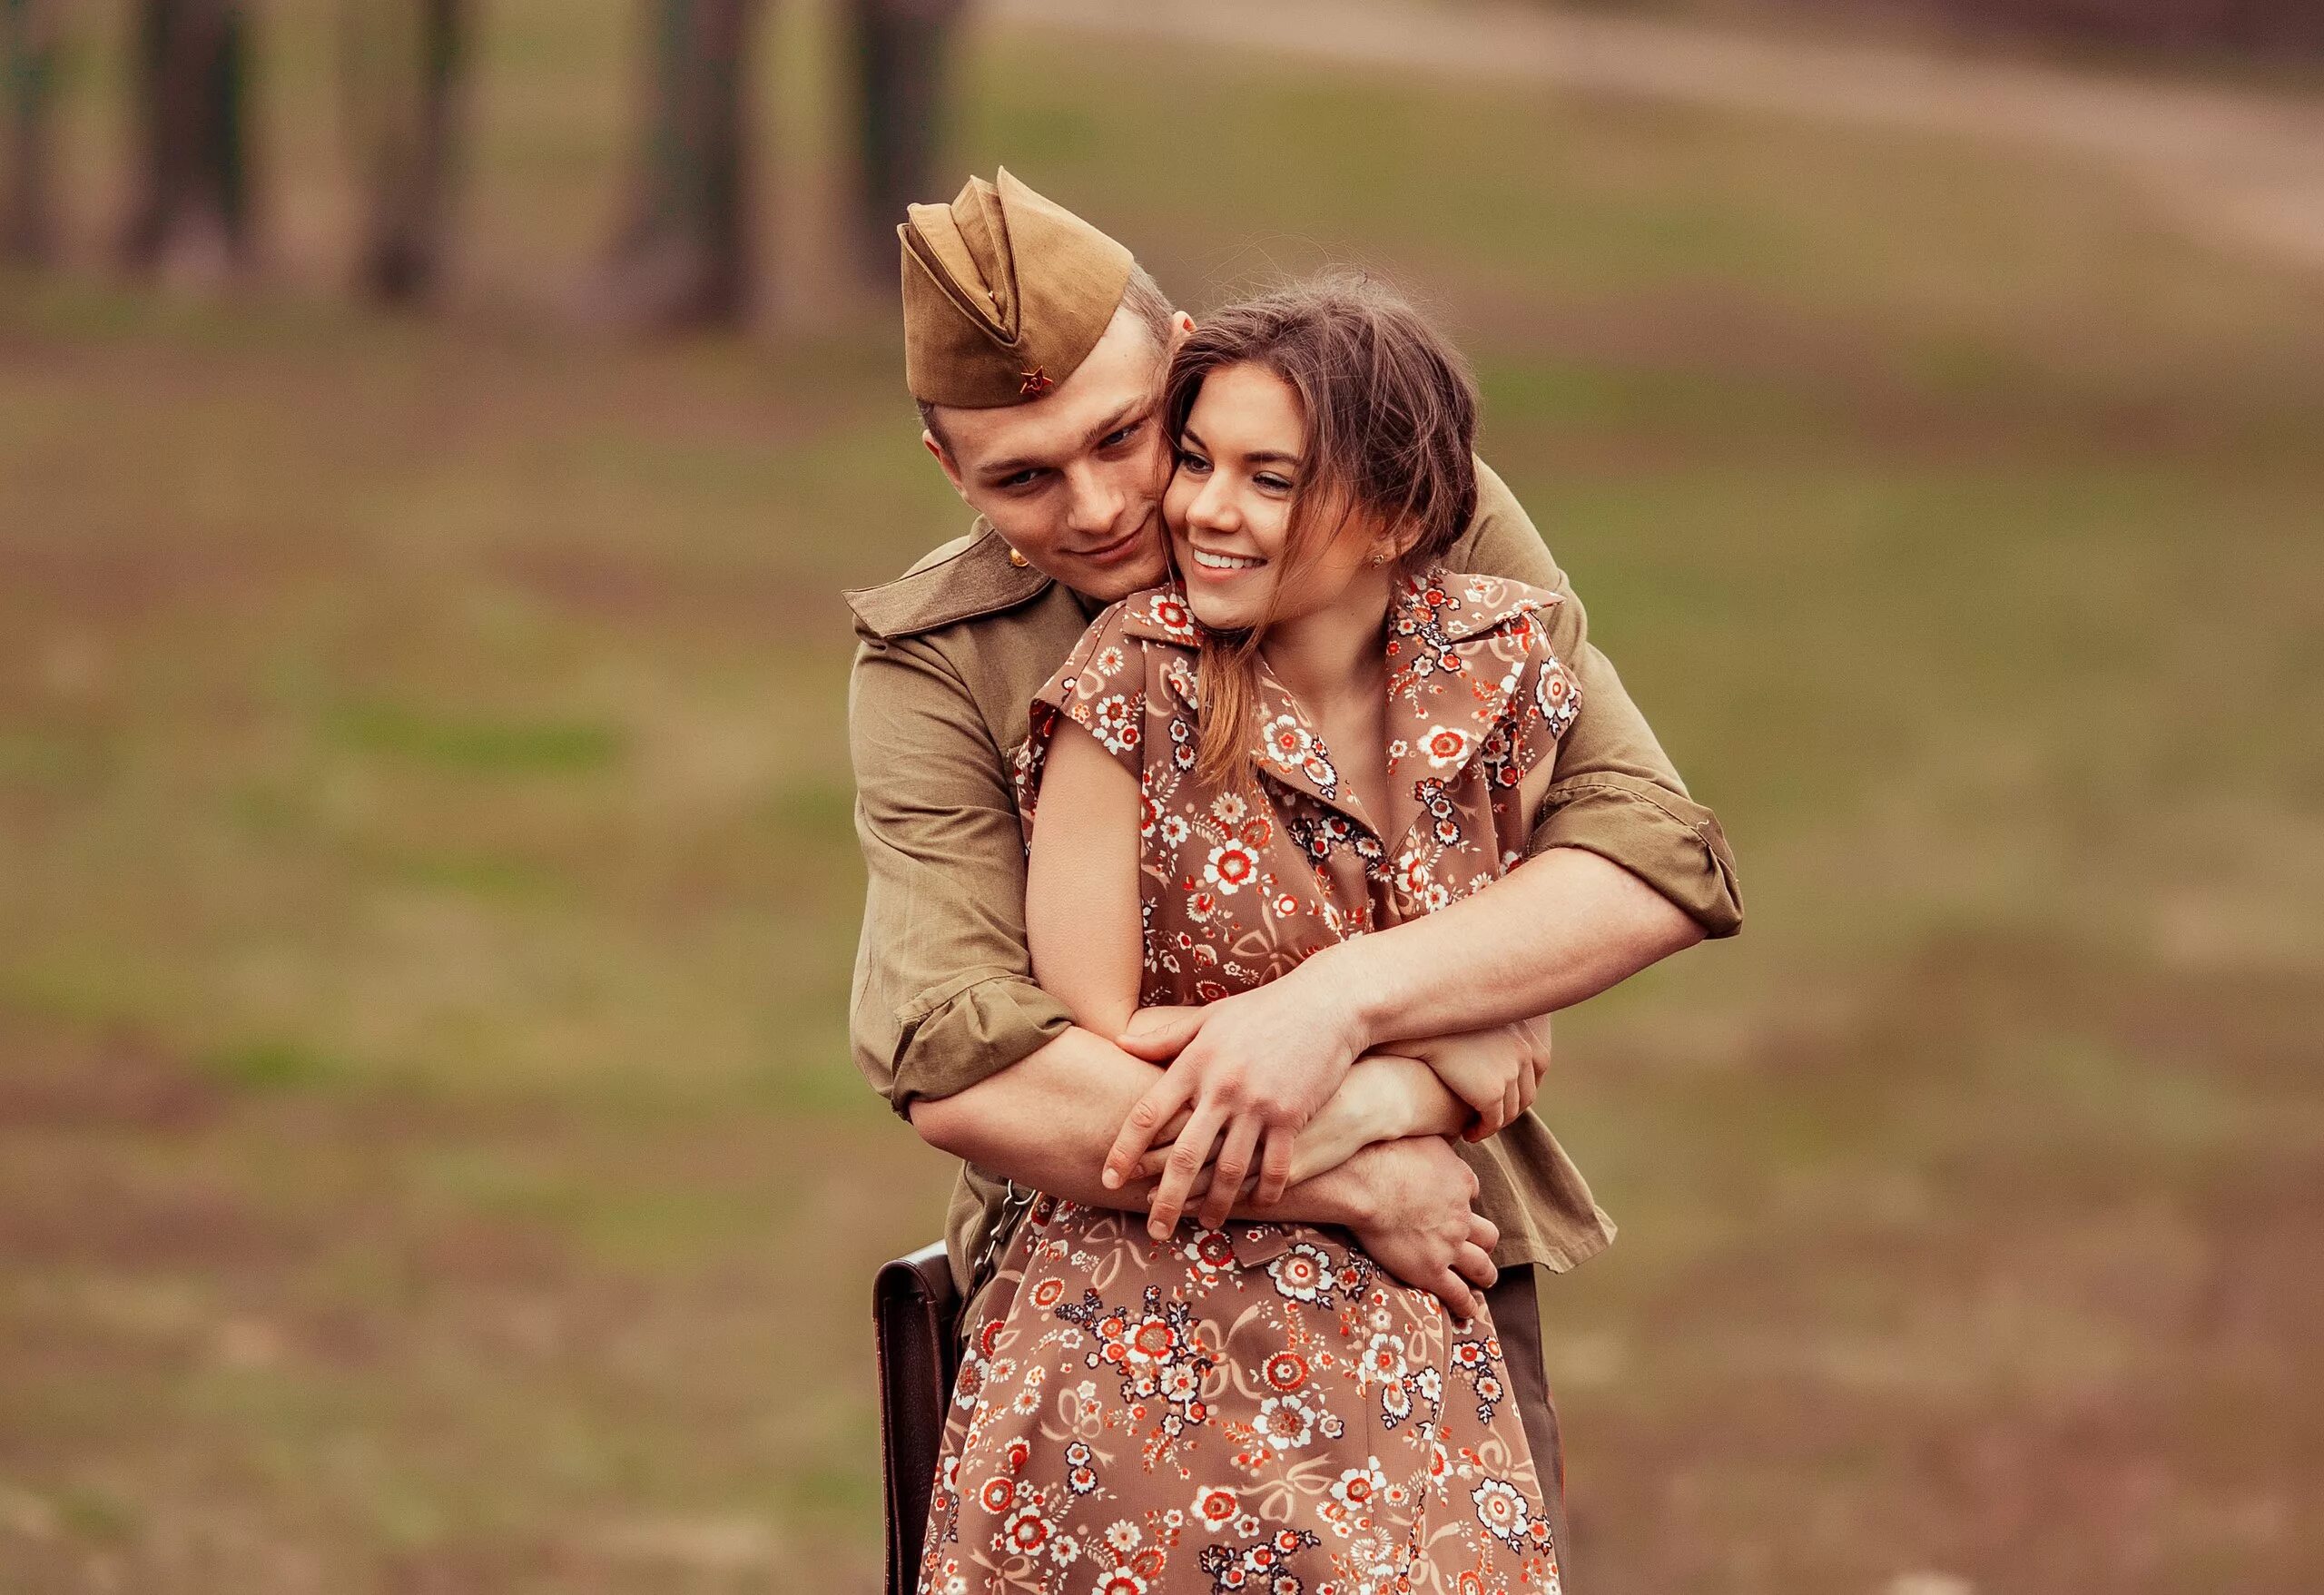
[{"x1": 1164, "y1": 361, "x2": 1382, "y2": 634}]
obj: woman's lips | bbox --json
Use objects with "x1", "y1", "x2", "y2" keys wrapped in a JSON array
[{"x1": 1184, "y1": 546, "x2": 1267, "y2": 583}]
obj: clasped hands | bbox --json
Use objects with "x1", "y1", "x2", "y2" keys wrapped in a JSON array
[{"x1": 1093, "y1": 960, "x2": 1551, "y2": 1316}]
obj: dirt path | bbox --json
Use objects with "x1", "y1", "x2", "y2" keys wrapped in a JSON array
[{"x1": 990, "y1": 0, "x2": 2324, "y2": 275}]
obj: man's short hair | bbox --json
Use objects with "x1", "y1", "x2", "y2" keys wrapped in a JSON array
[{"x1": 919, "y1": 263, "x2": 1175, "y2": 455}]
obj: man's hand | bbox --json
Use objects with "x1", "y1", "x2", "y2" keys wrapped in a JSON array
[
  {"x1": 1103, "y1": 973, "x2": 1369, "y2": 1237},
  {"x1": 1395, "y1": 1015, "x2": 1553, "y2": 1142},
  {"x1": 1345, "y1": 1136, "x2": 1500, "y2": 1322}
]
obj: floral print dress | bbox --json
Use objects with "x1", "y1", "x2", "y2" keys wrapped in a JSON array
[{"x1": 916, "y1": 569, "x2": 1582, "y2": 1595}]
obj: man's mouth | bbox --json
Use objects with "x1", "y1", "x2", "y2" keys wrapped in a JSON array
[{"x1": 1077, "y1": 527, "x2": 1147, "y2": 565}]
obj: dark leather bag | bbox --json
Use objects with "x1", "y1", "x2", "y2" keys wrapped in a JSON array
[{"x1": 873, "y1": 1242, "x2": 960, "y2": 1595}]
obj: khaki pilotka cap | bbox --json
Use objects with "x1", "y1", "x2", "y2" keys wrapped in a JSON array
[{"x1": 901, "y1": 168, "x2": 1136, "y2": 409}]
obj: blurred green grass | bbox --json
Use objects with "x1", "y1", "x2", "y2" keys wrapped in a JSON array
[{"x1": 3, "y1": 2, "x2": 2321, "y2": 1591}]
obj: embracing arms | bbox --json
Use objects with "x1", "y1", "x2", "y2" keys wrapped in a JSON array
[
  {"x1": 1007, "y1": 717, "x2": 1504, "y2": 1305},
  {"x1": 847, "y1": 472, "x2": 1738, "y2": 1290},
  {"x1": 847, "y1": 613, "x2": 1502, "y2": 1310},
  {"x1": 1104, "y1": 465, "x2": 1731, "y2": 1228}
]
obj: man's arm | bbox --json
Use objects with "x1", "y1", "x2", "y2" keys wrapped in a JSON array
[
  {"x1": 849, "y1": 627, "x2": 1078, "y2": 1117},
  {"x1": 1110, "y1": 844, "x2": 1699, "y2": 1217},
  {"x1": 911, "y1": 1035, "x2": 1502, "y2": 1317}
]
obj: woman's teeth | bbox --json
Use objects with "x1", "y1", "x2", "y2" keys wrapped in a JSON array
[{"x1": 1191, "y1": 549, "x2": 1265, "y2": 571}]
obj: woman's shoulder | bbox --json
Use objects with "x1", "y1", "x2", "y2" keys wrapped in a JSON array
[
  {"x1": 1040, "y1": 583, "x2": 1197, "y2": 711},
  {"x1": 1100, "y1": 583, "x2": 1204, "y2": 650},
  {"x1": 1394, "y1": 566, "x2": 1565, "y2": 658},
  {"x1": 1393, "y1": 566, "x2": 1581, "y2": 738}
]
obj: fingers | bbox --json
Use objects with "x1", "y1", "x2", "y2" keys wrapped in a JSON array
[
  {"x1": 1467, "y1": 1212, "x2": 1500, "y2": 1256},
  {"x1": 1117, "y1": 1004, "x2": 1206, "y2": 1062},
  {"x1": 1132, "y1": 1103, "x2": 1204, "y2": 1181},
  {"x1": 1454, "y1": 1241, "x2": 1498, "y2": 1294},
  {"x1": 1105, "y1": 1068, "x2": 1196, "y2": 1190},
  {"x1": 1145, "y1": 1100, "x2": 1226, "y2": 1241},
  {"x1": 1432, "y1": 1270, "x2": 1482, "y2": 1323},
  {"x1": 1252, "y1": 1125, "x2": 1295, "y2": 1208},
  {"x1": 1197, "y1": 1117, "x2": 1263, "y2": 1230},
  {"x1": 1469, "y1": 1087, "x2": 1512, "y2": 1143}
]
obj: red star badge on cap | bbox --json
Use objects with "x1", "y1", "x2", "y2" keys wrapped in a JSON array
[{"x1": 1019, "y1": 366, "x2": 1053, "y2": 397}]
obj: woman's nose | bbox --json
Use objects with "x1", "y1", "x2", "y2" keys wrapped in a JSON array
[{"x1": 1187, "y1": 474, "x2": 1238, "y2": 533}]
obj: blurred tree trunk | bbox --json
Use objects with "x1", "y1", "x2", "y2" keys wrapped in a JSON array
[
  {"x1": 2, "y1": 0, "x2": 60, "y2": 265},
  {"x1": 120, "y1": 0, "x2": 253, "y2": 281},
  {"x1": 846, "y1": 0, "x2": 964, "y2": 285},
  {"x1": 601, "y1": 0, "x2": 760, "y2": 329},
  {"x1": 341, "y1": 0, "x2": 468, "y2": 304}
]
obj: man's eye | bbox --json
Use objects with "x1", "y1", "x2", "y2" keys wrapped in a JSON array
[
  {"x1": 999, "y1": 469, "x2": 1046, "y2": 490},
  {"x1": 1100, "y1": 422, "x2": 1142, "y2": 449}
]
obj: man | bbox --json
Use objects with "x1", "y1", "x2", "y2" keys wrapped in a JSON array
[{"x1": 848, "y1": 169, "x2": 1740, "y2": 1555}]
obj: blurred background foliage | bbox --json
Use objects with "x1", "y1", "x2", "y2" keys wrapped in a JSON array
[{"x1": 1, "y1": 1, "x2": 2320, "y2": 1590}]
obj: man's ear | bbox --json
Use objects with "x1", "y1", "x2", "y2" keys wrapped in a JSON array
[
  {"x1": 922, "y1": 429, "x2": 969, "y2": 500},
  {"x1": 1167, "y1": 310, "x2": 1196, "y2": 356}
]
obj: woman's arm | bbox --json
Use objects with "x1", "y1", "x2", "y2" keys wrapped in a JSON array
[{"x1": 1025, "y1": 720, "x2": 1145, "y2": 1041}]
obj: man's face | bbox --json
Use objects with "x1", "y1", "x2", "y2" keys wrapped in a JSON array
[{"x1": 924, "y1": 304, "x2": 1184, "y2": 603}]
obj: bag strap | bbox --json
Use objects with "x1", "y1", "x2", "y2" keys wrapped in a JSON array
[{"x1": 960, "y1": 1178, "x2": 1036, "y2": 1333}]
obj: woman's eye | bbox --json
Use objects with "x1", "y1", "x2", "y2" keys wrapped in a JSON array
[
  {"x1": 1256, "y1": 473, "x2": 1294, "y2": 493},
  {"x1": 1176, "y1": 451, "x2": 1210, "y2": 474}
]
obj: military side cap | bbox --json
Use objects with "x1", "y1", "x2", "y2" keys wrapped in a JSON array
[{"x1": 901, "y1": 168, "x2": 1136, "y2": 409}]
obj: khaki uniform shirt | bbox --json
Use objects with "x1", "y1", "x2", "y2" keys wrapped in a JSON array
[{"x1": 846, "y1": 461, "x2": 1741, "y2": 1294}]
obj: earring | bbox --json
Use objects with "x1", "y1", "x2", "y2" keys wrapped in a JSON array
[{"x1": 1369, "y1": 552, "x2": 1385, "y2": 566}]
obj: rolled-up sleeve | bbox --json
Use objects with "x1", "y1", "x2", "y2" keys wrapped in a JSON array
[
  {"x1": 1456, "y1": 459, "x2": 1745, "y2": 937},
  {"x1": 848, "y1": 631, "x2": 1074, "y2": 1117}
]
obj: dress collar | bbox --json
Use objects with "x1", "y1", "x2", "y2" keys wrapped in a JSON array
[{"x1": 1120, "y1": 569, "x2": 1557, "y2": 838}]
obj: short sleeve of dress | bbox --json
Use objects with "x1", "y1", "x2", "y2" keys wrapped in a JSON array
[{"x1": 1012, "y1": 598, "x2": 1151, "y2": 834}]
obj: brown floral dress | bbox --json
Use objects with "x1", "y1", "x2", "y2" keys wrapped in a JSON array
[{"x1": 916, "y1": 569, "x2": 1581, "y2": 1595}]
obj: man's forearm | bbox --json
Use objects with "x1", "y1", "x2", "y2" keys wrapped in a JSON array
[
  {"x1": 909, "y1": 1025, "x2": 1162, "y2": 1205},
  {"x1": 909, "y1": 1024, "x2": 1386, "y2": 1228},
  {"x1": 1319, "y1": 845, "x2": 1702, "y2": 1049}
]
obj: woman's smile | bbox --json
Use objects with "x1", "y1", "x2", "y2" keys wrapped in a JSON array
[{"x1": 1186, "y1": 545, "x2": 1267, "y2": 577}]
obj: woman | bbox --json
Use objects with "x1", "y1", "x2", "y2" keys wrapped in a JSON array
[{"x1": 917, "y1": 280, "x2": 1581, "y2": 1594}]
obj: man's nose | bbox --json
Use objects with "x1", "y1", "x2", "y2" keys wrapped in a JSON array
[{"x1": 1062, "y1": 465, "x2": 1126, "y2": 536}]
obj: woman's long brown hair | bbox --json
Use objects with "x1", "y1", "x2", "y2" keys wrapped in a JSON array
[{"x1": 1161, "y1": 276, "x2": 1482, "y2": 793}]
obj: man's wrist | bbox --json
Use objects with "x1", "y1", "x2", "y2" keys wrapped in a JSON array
[
  {"x1": 1301, "y1": 939, "x2": 1392, "y2": 1056},
  {"x1": 1319, "y1": 1140, "x2": 1393, "y2": 1228}
]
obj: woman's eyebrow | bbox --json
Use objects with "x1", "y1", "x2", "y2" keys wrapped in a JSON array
[{"x1": 1177, "y1": 426, "x2": 1298, "y2": 469}]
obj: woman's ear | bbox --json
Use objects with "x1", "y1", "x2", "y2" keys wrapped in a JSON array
[{"x1": 1379, "y1": 520, "x2": 1426, "y2": 566}]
